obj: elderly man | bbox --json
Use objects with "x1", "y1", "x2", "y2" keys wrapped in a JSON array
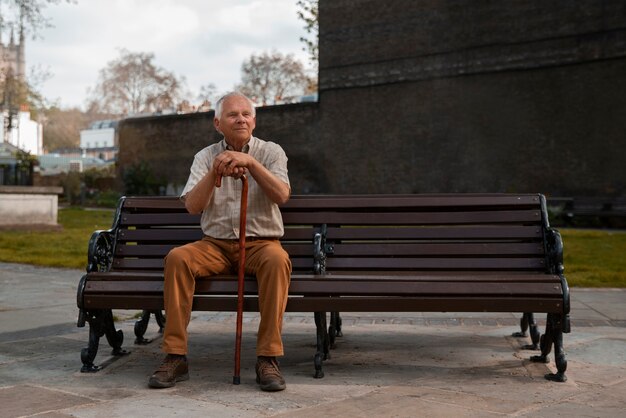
[{"x1": 148, "y1": 92, "x2": 292, "y2": 392}]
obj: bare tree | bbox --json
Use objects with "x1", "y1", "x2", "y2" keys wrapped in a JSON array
[
  {"x1": 0, "y1": 1, "x2": 73, "y2": 139},
  {"x1": 197, "y1": 83, "x2": 217, "y2": 103},
  {"x1": 86, "y1": 49, "x2": 186, "y2": 116},
  {"x1": 237, "y1": 50, "x2": 313, "y2": 106},
  {"x1": 296, "y1": 0, "x2": 318, "y2": 68},
  {"x1": 192, "y1": 82, "x2": 218, "y2": 111},
  {"x1": 0, "y1": 0, "x2": 71, "y2": 39}
]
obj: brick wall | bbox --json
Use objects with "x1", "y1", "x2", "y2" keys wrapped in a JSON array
[
  {"x1": 117, "y1": 0, "x2": 626, "y2": 197},
  {"x1": 116, "y1": 103, "x2": 320, "y2": 195},
  {"x1": 316, "y1": 0, "x2": 626, "y2": 195}
]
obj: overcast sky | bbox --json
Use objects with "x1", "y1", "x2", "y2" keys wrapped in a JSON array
[{"x1": 24, "y1": 0, "x2": 311, "y2": 110}]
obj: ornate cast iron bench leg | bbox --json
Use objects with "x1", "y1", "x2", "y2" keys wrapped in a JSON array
[
  {"x1": 134, "y1": 310, "x2": 166, "y2": 344},
  {"x1": 313, "y1": 311, "x2": 330, "y2": 378},
  {"x1": 530, "y1": 313, "x2": 567, "y2": 382},
  {"x1": 79, "y1": 309, "x2": 129, "y2": 373},
  {"x1": 512, "y1": 312, "x2": 540, "y2": 349},
  {"x1": 329, "y1": 311, "x2": 343, "y2": 349}
]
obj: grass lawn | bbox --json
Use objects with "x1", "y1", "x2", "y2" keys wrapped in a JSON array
[
  {"x1": 0, "y1": 207, "x2": 114, "y2": 270},
  {"x1": 560, "y1": 229, "x2": 626, "y2": 287},
  {"x1": 0, "y1": 208, "x2": 624, "y2": 287}
]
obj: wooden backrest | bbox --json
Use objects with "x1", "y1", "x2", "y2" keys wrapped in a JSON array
[
  {"x1": 109, "y1": 196, "x2": 323, "y2": 273},
  {"x1": 283, "y1": 194, "x2": 550, "y2": 273},
  {"x1": 108, "y1": 193, "x2": 549, "y2": 274}
]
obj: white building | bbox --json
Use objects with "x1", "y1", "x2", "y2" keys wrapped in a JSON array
[
  {"x1": 1, "y1": 109, "x2": 43, "y2": 155},
  {"x1": 79, "y1": 120, "x2": 118, "y2": 161}
]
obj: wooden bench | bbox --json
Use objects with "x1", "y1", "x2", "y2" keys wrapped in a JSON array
[{"x1": 77, "y1": 193, "x2": 570, "y2": 382}]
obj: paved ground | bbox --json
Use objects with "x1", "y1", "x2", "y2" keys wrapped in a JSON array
[{"x1": 0, "y1": 262, "x2": 624, "y2": 417}]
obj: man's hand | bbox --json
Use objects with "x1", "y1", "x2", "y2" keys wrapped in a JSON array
[
  {"x1": 213, "y1": 151, "x2": 249, "y2": 180},
  {"x1": 212, "y1": 149, "x2": 290, "y2": 204}
]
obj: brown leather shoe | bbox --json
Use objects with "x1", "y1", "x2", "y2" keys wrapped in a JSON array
[
  {"x1": 255, "y1": 356, "x2": 286, "y2": 392},
  {"x1": 148, "y1": 354, "x2": 189, "y2": 388}
]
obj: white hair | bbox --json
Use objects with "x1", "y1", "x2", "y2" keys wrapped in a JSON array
[{"x1": 214, "y1": 92, "x2": 256, "y2": 119}]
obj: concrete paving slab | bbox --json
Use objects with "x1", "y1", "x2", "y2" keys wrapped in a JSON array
[
  {"x1": 274, "y1": 385, "x2": 509, "y2": 417},
  {"x1": 524, "y1": 379, "x2": 626, "y2": 417},
  {"x1": 0, "y1": 385, "x2": 94, "y2": 417},
  {"x1": 1, "y1": 262, "x2": 625, "y2": 417},
  {"x1": 571, "y1": 288, "x2": 626, "y2": 321}
]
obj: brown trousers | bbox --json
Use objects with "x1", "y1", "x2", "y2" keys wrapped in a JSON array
[{"x1": 162, "y1": 236, "x2": 292, "y2": 357}]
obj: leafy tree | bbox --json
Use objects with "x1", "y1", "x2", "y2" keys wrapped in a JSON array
[
  {"x1": 40, "y1": 106, "x2": 83, "y2": 151},
  {"x1": 296, "y1": 0, "x2": 318, "y2": 67},
  {"x1": 122, "y1": 161, "x2": 165, "y2": 196},
  {"x1": 86, "y1": 49, "x2": 186, "y2": 116},
  {"x1": 237, "y1": 50, "x2": 313, "y2": 105}
]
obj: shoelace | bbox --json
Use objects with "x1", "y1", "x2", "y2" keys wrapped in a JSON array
[
  {"x1": 258, "y1": 358, "x2": 281, "y2": 378},
  {"x1": 156, "y1": 357, "x2": 184, "y2": 373}
]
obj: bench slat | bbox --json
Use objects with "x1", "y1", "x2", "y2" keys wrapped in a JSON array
[
  {"x1": 325, "y1": 225, "x2": 542, "y2": 240},
  {"x1": 120, "y1": 213, "x2": 201, "y2": 226},
  {"x1": 118, "y1": 227, "x2": 317, "y2": 242},
  {"x1": 116, "y1": 243, "x2": 314, "y2": 257},
  {"x1": 112, "y1": 257, "x2": 313, "y2": 271},
  {"x1": 325, "y1": 257, "x2": 546, "y2": 270},
  {"x1": 282, "y1": 194, "x2": 541, "y2": 209},
  {"x1": 111, "y1": 256, "x2": 545, "y2": 271},
  {"x1": 111, "y1": 244, "x2": 545, "y2": 265},
  {"x1": 282, "y1": 210, "x2": 541, "y2": 225},
  {"x1": 327, "y1": 242, "x2": 544, "y2": 256},
  {"x1": 85, "y1": 277, "x2": 561, "y2": 296},
  {"x1": 82, "y1": 295, "x2": 563, "y2": 313},
  {"x1": 118, "y1": 228, "x2": 203, "y2": 242},
  {"x1": 121, "y1": 212, "x2": 326, "y2": 228},
  {"x1": 84, "y1": 271, "x2": 559, "y2": 283}
]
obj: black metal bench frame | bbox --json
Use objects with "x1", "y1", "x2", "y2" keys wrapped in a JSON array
[{"x1": 76, "y1": 193, "x2": 570, "y2": 382}]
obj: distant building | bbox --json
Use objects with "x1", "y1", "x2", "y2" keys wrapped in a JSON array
[
  {"x1": 0, "y1": 141, "x2": 33, "y2": 185},
  {"x1": 79, "y1": 120, "x2": 118, "y2": 161},
  {"x1": 0, "y1": 29, "x2": 42, "y2": 156},
  {"x1": 0, "y1": 107, "x2": 43, "y2": 155},
  {"x1": 0, "y1": 28, "x2": 25, "y2": 81},
  {"x1": 37, "y1": 154, "x2": 110, "y2": 176}
]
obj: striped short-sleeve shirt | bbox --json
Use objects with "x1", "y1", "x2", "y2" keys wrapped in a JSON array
[{"x1": 181, "y1": 136, "x2": 290, "y2": 239}]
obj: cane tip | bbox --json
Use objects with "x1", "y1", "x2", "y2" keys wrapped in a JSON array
[{"x1": 233, "y1": 376, "x2": 241, "y2": 385}]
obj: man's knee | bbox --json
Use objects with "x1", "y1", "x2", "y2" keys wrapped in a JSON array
[
  {"x1": 264, "y1": 246, "x2": 291, "y2": 274},
  {"x1": 165, "y1": 246, "x2": 192, "y2": 271}
]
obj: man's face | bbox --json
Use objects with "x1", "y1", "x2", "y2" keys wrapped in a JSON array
[{"x1": 214, "y1": 96, "x2": 256, "y2": 145}]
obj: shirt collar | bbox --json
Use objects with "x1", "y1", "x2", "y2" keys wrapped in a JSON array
[{"x1": 220, "y1": 136, "x2": 255, "y2": 154}]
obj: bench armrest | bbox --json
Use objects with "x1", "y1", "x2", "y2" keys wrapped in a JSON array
[
  {"x1": 313, "y1": 232, "x2": 326, "y2": 274},
  {"x1": 85, "y1": 196, "x2": 125, "y2": 273},
  {"x1": 545, "y1": 227, "x2": 564, "y2": 276},
  {"x1": 86, "y1": 229, "x2": 115, "y2": 273},
  {"x1": 545, "y1": 227, "x2": 571, "y2": 332}
]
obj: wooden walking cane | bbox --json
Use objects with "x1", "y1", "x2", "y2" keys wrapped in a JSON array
[{"x1": 215, "y1": 173, "x2": 248, "y2": 385}]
